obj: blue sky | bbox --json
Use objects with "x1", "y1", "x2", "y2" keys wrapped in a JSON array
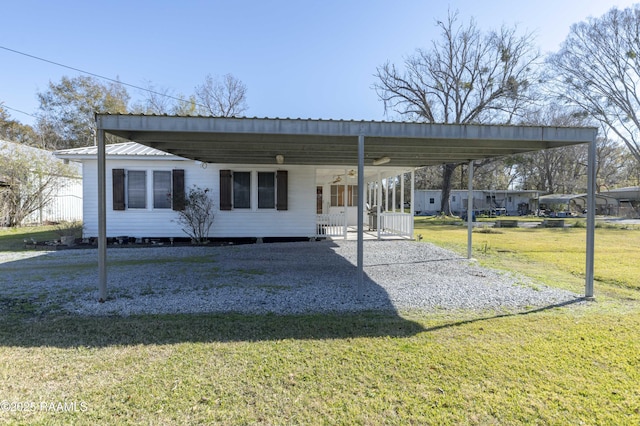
[{"x1": 1, "y1": 0, "x2": 637, "y2": 126}]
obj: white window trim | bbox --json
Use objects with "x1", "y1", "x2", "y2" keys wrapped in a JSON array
[
  {"x1": 153, "y1": 170, "x2": 173, "y2": 210},
  {"x1": 232, "y1": 170, "x2": 252, "y2": 210},
  {"x1": 257, "y1": 171, "x2": 276, "y2": 210},
  {"x1": 126, "y1": 170, "x2": 147, "y2": 209},
  {"x1": 124, "y1": 168, "x2": 177, "y2": 211},
  {"x1": 227, "y1": 169, "x2": 282, "y2": 212}
]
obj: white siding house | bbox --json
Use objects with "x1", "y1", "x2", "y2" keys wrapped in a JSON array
[
  {"x1": 415, "y1": 189, "x2": 541, "y2": 216},
  {"x1": 56, "y1": 142, "x2": 315, "y2": 239},
  {"x1": 56, "y1": 142, "x2": 414, "y2": 240}
]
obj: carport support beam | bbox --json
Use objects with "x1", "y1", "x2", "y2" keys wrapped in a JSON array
[
  {"x1": 97, "y1": 126, "x2": 107, "y2": 302},
  {"x1": 585, "y1": 134, "x2": 596, "y2": 298},
  {"x1": 467, "y1": 160, "x2": 474, "y2": 259},
  {"x1": 357, "y1": 133, "x2": 365, "y2": 300}
]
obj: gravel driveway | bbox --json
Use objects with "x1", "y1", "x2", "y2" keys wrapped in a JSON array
[{"x1": 0, "y1": 240, "x2": 583, "y2": 316}]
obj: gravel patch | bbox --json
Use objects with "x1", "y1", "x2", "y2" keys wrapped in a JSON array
[{"x1": 0, "y1": 240, "x2": 584, "y2": 316}]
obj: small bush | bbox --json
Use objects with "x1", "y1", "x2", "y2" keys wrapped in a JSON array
[
  {"x1": 174, "y1": 185, "x2": 214, "y2": 244},
  {"x1": 53, "y1": 221, "x2": 83, "y2": 237},
  {"x1": 474, "y1": 227, "x2": 503, "y2": 234}
]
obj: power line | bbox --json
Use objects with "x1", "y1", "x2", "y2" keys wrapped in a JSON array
[
  {"x1": 0, "y1": 102, "x2": 38, "y2": 119},
  {"x1": 0, "y1": 45, "x2": 206, "y2": 110}
]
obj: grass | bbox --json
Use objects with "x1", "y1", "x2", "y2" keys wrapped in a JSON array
[
  {"x1": 0, "y1": 225, "x2": 60, "y2": 251},
  {"x1": 1, "y1": 223, "x2": 639, "y2": 424},
  {"x1": 414, "y1": 216, "x2": 640, "y2": 295},
  {"x1": 1, "y1": 308, "x2": 638, "y2": 424}
]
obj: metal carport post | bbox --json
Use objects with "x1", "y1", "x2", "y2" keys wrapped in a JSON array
[
  {"x1": 357, "y1": 133, "x2": 365, "y2": 299},
  {"x1": 97, "y1": 121, "x2": 107, "y2": 302},
  {"x1": 467, "y1": 160, "x2": 474, "y2": 259},
  {"x1": 585, "y1": 132, "x2": 596, "y2": 298}
]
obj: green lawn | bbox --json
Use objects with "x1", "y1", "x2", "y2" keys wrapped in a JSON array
[
  {"x1": 0, "y1": 225, "x2": 61, "y2": 251},
  {"x1": 414, "y1": 216, "x2": 640, "y2": 296},
  {"x1": 1, "y1": 222, "x2": 639, "y2": 424}
]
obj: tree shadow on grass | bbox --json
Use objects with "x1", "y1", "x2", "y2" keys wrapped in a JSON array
[
  {"x1": 0, "y1": 310, "x2": 426, "y2": 348},
  {"x1": 0, "y1": 299, "x2": 589, "y2": 349},
  {"x1": 419, "y1": 298, "x2": 589, "y2": 334},
  {"x1": 0, "y1": 240, "x2": 431, "y2": 347}
]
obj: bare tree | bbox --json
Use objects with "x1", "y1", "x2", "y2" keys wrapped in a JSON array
[
  {"x1": 594, "y1": 127, "x2": 633, "y2": 191},
  {"x1": 548, "y1": 5, "x2": 640, "y2": 164},
  {"x1": 512, "y1": 107, "x2": 591, "y2": 193},
  {"x1": 131, "y1": 81, "x2": 176, "y2": 115},
  {"x1": 195, "y1": 74, "x2": 248, "y2": 117},
  {"x1": 132, "y1": 81, "x2": 199, "y2": 116},
  {"x1": 374, "y1": 10, "x2": 541, "y2": 214}
]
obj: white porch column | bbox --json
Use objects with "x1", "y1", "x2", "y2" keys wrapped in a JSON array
[
  {"x1": 377, "y1": 172, "x2": 382, "y2": 240},
  {"x1": 400, "y1": 172, "x2": 405, "y2": 213},
  {"x1": 97, "y1": 126, "x2": 107, "y2": 302},
  {"x1": 392, "y1": 175, "x2": 397, "y2": 212},
  {"x1": 467, "y1": 160, "x2": 474, "y2": 259},
  {"x1": 385, "y1": 177, "x2": 389, "y2": 212},
  {"x1": 343, "y1": 168, "x2": 348, "y2": 239},
  {"x1": 410, "y1": 169, "x2": 415, "y2": 237}
]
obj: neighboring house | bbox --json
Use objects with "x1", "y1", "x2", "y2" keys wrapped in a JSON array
[
  {"x1": 55, "y1": 142, "x2": 413, "y2": 240},
  {"x1": 414, "y1": 189, "x2": 542, "y2": 216},
  {"x1": 0, "y1": 139, "x2": 82, "y2": 226}
]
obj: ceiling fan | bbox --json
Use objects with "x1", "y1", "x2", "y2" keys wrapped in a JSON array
[{"x1": 331, "y1": 170, "x2": 356, "y2": 184}]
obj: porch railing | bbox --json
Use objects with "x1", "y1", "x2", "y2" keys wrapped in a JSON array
[
  {"x1": 379, "y1": 212, "x2": 413, "y2": 237},
  {"x1": 316, "y1": 213, "x2": 347, "y2": 238}
]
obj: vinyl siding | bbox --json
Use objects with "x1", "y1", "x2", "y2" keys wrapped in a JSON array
[
  {"x1": 210, "y1": 165, "x2": 316, "y2": 238},
  {"x1": 82, "y1": 160, "x2": 316, "y2": 238}
]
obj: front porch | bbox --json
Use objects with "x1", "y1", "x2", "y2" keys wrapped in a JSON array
[
  {"x1": 316, "y1": 215, "x2": 414, "y2": 239},
  {"x1": 315, "y1": 168, "x2": 414, "y2": 240}
]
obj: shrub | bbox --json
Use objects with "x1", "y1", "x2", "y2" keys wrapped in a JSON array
[{"x1": 174, "y1": 185, "x2": 214, "y2": 244}]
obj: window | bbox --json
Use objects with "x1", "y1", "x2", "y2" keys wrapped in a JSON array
[
  {"x1": 233, "y1": 171, "x2": 251, "y2": 209},
  {"x1": 153, "y1": 171, "x2": 172, "y2": 209},
  {"x1": 330, "y1": 185, "x2": 358, "y2": 207},
  {"x1": 112, "y1": 169, "x2": 184, "y2": 211},
  {"x1": 452, "y1": 196, "x2": 456, "y2": 202},
  {"x1": 429, "y1": 197, "x2": 435, "y2": 204},
  {"x1": 258, "y1": 172, "x2": 275, "y2": 209},
  {"x1": 220, "y1": 170, "x2": 288, "y2": 211},
  {"x1": 128, "y1": 171, "x2": 146, "y2": 209}
]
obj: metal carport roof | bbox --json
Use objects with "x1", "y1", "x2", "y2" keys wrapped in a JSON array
[
  {"x1": 94, "y1": 114, "x2": 598, "y2": 302},
  {"x1": 97, "y1": 114, "x2": 596, "y2": 167}
]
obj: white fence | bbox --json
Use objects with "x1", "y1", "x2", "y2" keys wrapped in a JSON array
[
  {"x1": 316, "y1": 213, "x2": 346, "y2": 238},
  {"x1": 379, "y1": 212, "x2": 413, "y2": 237},
  {"x1": 316, "y1": 212, "x2": 413, "y2": 239},
  {"x1": 23, "y1": 193, "x2": 83, "y2": 224}
]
